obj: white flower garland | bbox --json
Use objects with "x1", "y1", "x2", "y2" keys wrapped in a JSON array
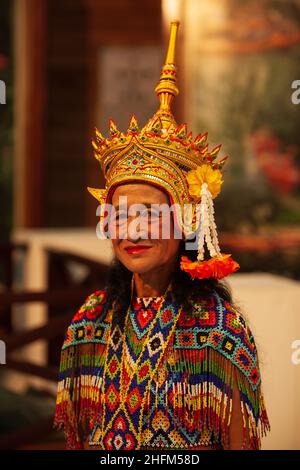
[{"x1": 197, "y1": 183, "x2": 221, "y2": 261}]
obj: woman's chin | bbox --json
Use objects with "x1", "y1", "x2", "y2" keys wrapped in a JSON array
[{"x1": 121, "y1": 258, "x2": 158, "y2": 274}]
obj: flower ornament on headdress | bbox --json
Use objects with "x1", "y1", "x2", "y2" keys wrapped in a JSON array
[
  {"x1": 187, "y1": 164, "x2": 223, "y2": 200},
  {"x1": 182, "y1": 164, "x2": 239, "y2": 279},
  {"x1": 88, "y1": 21, "x2": 239, "y2": 280}
]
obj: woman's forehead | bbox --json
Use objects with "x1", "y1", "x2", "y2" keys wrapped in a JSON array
[{"x1": 111, "y1": 183, "x2": 169, "y2": 204}]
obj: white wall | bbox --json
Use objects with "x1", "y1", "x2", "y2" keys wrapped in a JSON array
[{"x1": 228, "y1": 273, "x2": 300, "y2": 450}]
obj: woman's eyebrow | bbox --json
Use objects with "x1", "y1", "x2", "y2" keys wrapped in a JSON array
[{"x1": 114, "y1": 203, "x2": 154, "y2": 211}]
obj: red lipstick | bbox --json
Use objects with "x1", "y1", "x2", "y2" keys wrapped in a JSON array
[{"x1": 124, "y1": 245, "x2": 152, "y2": 255}]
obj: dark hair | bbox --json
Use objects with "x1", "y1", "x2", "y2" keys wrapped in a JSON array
[{"x1": 105, "y1": 238, "x2": 233, "y2": 327}]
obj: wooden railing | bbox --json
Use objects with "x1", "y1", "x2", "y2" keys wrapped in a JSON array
[
  {"x1": 0, "y1": 243, "x2": 28, "y2": 333},
  {"x1": 0, "y1": 244, "x2": 110, "y2": 449},
  {"x1": 2, "y1": 289, "x2": 92, "y2": 380}
]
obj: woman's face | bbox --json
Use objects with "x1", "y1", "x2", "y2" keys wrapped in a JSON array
[{"x1": 110, "y1": 183, "x2": 181, "y2": 274}]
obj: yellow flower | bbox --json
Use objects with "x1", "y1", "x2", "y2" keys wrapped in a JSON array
[{"x1": 186, "y1": 164, "x2": 223, "y2": 199}]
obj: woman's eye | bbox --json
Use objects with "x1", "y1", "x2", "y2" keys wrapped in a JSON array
[
  {"x1": 115, "y1": 212, "x2": 127, "y2": 221},
  {"x1": 114, "y1": 210, "x2": 161, "y2": 222},
  {"x1": 149, "y1": 211, "x2": 160, "y2": 219},
  {"x1": 140, "y1": 210, "x2": 161, "y2": 220},
  {"x1": 149, "y1": 209, "x2": 161, "y2": 218}
]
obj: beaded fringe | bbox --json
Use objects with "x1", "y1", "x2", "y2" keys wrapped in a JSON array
[
  {"x1": 54, "y1": 343, "x2": 270, "y2": 450},
  {"x1": 144, "y1": 347, "x2": 270, "y2": 450},
  {"x1": 54, "y1": 343, "x2": 106, "y2": 449}
]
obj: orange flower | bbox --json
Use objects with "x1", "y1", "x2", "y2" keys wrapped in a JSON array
[{"x1": 180, "y1": 254, "x2": 240, "y2": 280}]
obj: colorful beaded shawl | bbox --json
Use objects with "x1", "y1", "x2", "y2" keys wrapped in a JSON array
[{"x1": 54, "y1": 288, "x2": 270, "y2": 450}]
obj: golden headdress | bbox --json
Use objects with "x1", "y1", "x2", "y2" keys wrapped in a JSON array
[{"x1": 88, "y1": 21, "x2": 239, "y2": 280}]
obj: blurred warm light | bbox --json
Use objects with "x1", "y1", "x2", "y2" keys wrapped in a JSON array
[
  {"x1": 162, "y1": 0, "x2": 182, "y2": 26},
  {"x1": 184, "y1": 0, "x2": 227, "y2": 47}
]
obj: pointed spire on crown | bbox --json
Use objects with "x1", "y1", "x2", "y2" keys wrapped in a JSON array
[
  {"x1": 109, "y1": 119, "x2": 120, "y2": 137},
  {"x1": 153, "y1": 21, "x2": 180, "y2": 129}
]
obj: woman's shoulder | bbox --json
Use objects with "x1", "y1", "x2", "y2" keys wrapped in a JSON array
[
  {"x1": 176, "y1": 291, "x2": 260, "y2": 389},
  {"x1": 179, "y1": 290, "x2": 251, "y2": 335},
  {"x1": 71, "y1": 288, "x2": 110, "y2": 321},
  {"x1": 62, "y1": 288, "x2": 112, "y2": 350}
]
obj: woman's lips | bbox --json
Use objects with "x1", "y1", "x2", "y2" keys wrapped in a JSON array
[{"x1": 124, "y1": 246, "x2": 152, "y2": 255}]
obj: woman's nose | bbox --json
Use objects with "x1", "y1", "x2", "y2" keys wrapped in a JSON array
[{"x1": 126, "y1": 216, "x2": 150, "y2": 241}]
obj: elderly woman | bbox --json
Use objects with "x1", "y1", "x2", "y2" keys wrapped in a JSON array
[{"x1": 54, "y1": 22, "x2": 270, "y2": 450}]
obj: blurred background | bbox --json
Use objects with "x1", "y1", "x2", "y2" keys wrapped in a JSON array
[{"x1": 0, "y1": 0, "x2": 300, "y2": 450}]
